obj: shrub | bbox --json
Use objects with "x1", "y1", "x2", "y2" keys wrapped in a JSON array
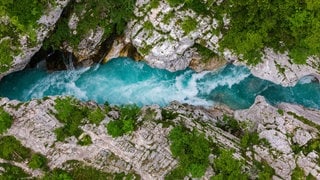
[
  {"x1": 216, "y1": 115, "x2": 242, "y2": 136},
  {"x1": 0, "y1": 136, "x2": 31, "y2": 162},
  {"x1": 77, "y1": 134, "x2": 93, "y2": 146},
  {"x1": 161, "y1": 109, "x2": 178, "y2": 120},
  {"x1": 181, "y1": 17, "x2": 197, "y2": 35},
  {"x1": 88, "y1": 108, "x2": 105, "y2": 125},
  {"x1": 0, "y1": 39, "x2": 14, "y2": 73},
  {"x1": 211, "y1": 149, "x2": 248, "y2": 180},
  {"x1": 0, "y1": 106, "x2": 13, "y2": 134},
  {"x1": 0, "y1": 163, "x2": 30, "y2": 179},
  {"x1": 166, "y1": 126, "x2": 211, "y2": 178},
  {"x1": 28, "y1": 153, "x2": 48, "y2": 170}
]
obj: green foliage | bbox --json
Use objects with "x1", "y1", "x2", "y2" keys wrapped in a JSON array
[
  {"x1": 88, "y1": 108, "x2": 105, "y2": 125},
  {"x1": 0, "y1": 163, "x2": 30, "y2": 179},
  {"x1": 54, "y1": 97, "x2": 107, "y2": 141},
  {"x1": 0, "y1": 136, "x2": 31, "y2": 162},
  {"x1": 0, "y1": 106, "x2": 13, "y2": 134},
  {"x1": 143, "y1": 21, "x2": 154, "y2": 31},
  {"x1": 28, "y1": 153, "x2": 48, "y2": 170},
  {"x1": 216, "y1": 115, "x2": 242, "y2": 136},
  {"x1": 161, "y1": 109, "x2": 178, "y2": 120},
  {"x1": 240, "y1": 131, "x2": 260, "y2": 150},
  {"x1": 166, "y1": 0, "x2": 184, "y2": 7},
  {"x1": 0, "y1": 39, "x2": 14, "y2": 73},
  {"x1": 163, "y1": 11, "x2": 175, "y2": 24},
  {"x1": 181, "y1": 17, "x2": 197, "y2": 35},
  {"x1": 253, "y1": 160, "x2": 275, "y2": 180},
  {"x1": 194, "y1": 43, "x2": 216, "y2": 63},
  {"x1": 301, "y1": 138, "x2": 320, "y2": 155},
  {"x1": 287, "y1": 111, "x2": 320, "y2": 131},
  {"x1": 43, "y1": 161, "x2": 140, "y2": 180},
  {"x1": 42, "y1": 169, "x2": 73, "y2": 180},
  {"x1": 44, "y1": 0, "x2": 136, "y2": 49},
  {"x1": 106, "y1": 104, "x2": 140, "y2": 137},
  {"x1": 211, "y1": 150, "x2": 248, "y2": 180},
  {"x1": 166, "y1": 126, "x2": 211, "y2": 178},
  {"x1": 216, "y1": 0, "x2": 320, "y2": 65},
  {"x1": 77, "y1": 134, "x2": 93, "y2": 146},
  {"x1": 291, "y1": 167, "x2": 305, "y2": 180},
  {"x1": 150, "y1": 0, "x2": 160, "y2": 9}
]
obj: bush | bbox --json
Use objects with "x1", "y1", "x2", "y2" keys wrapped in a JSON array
[
  {"x1": 0, "y1": 136, "x2": 31, "y2": 162},
  {"x1": 0, "y1": 39, "x2": 14, "y2": 73},
  {"x1": 216, "y1": 115, "x2": 242, "y2": 136},
  {"x1": 211, "y1": 149, "x2": 248, "y2": 180},
  {"x1": 54, "y1": 97, "x2": 106, "y2": 141},
  {"x1": 77, "y1": 134, "x2": 92, "y2": 146},
  {"x1": 0, "y1": 163, "x2": 30, "y2": 179},
  {"x1": 0, "y1": 106, "x2": 13, "y2": 134},
  {"x1": 166, "y1": 126, "x2": 211, "y2": 178},
  {"x1": 28, "y1": 153, "x2": 48, "y2": 170},
  {"x1": 181, "y1": 17, "x2": 197, "y2": 35}
]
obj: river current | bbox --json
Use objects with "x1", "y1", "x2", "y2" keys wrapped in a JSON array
[{"x1": 0, "y1": 58, "x2": 319, "y2": 109}]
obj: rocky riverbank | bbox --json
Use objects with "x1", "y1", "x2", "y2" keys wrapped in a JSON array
[{"x1": 0, "y1": 96, "x2": 319, "y2": 179}]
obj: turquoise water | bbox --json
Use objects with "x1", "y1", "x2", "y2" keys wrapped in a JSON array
[{"x1": 0, "y1": 57, "x2": 319, "y2": 109}]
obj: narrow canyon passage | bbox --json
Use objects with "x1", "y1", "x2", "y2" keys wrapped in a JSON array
[{"x1": 0, "y1": 58, "x2": 319, "y2": 110}]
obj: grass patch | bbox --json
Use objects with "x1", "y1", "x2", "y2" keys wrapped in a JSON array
[
  {"x1": 0, "y1": 106, "x2": 13, "y2": 134},
  {"x1": 166, "y1": 126, "x2": 211, "y2": 178},
  {"x1": 77, "y1": 134, "x2": 93, "y2": 146},
  {"x1": 150, "y1": 0, "x2": 160, "y2": 9},
  {"x1": 181, "y1": 17, "x2": 197, "y2": 35}
]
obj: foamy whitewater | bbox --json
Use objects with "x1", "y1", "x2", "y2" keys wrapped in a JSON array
[{"x1": 0, "y1": 58, "x2": 319, "y2": 109}]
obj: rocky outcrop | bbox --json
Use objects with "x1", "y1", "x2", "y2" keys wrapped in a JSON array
[
  {"x1": 0, "y1": 96, "x2": 319, "y2": 179},
  {"x1": 235, "y1": 96, "x2": 320, "y2": 179},
  {"x1": 126, "y1": 0, "x2": 224, "y2": 72},
  {"x1": 245, "y1": 48, "x2": 320, "y2": 86},
  {"x1": 0, "y1": 0, "x2": 70, "y2": 80}
]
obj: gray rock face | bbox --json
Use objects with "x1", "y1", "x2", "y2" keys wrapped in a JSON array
[
  {"x1": 1, "y1": 96, "x2": 320, "y2": 179},
  {"x1": 235, "y1": 96, "x2": 320, "y2": 179},
  {"x1": 126, "y1": 0, "x2": 223, "y2": 71},
  {"x1": 246, "y1": 48, "x2": 320, "y2": 86},
  {"x1": 0, "y1": 0, "x2": 70, "y2": 80}
]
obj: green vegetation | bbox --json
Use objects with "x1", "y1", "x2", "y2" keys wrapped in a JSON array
[
  {"x1": 0, "y1": 39, "x2": 14, "y2": 73},
  {"x1": 287, "y1": 111, "x2": 320, "y2": 131},
  {"x1": 240, "y1": 131, "x2": 260, "y2": 150},
  {"x1": 291, "y1": 166, "x2": 305, "y2": 180},
  {"x1": 0, "y1": 136, "x2": 31, "y2": 162},
  {"x1": 216, "y1": 0, "x2": 320, "y2": 65},
  {"x1": 150, "y1": 0, "x2": 160, "y2": 9},
  {"x1": 143, "y1": 21, "x2": 154, "y2": 31},
  {"x1": 254, "y1": 160, "x2": 275, "y2": 179},
  {"x1": 54, "y1": 97, "x2": 106, "y2": 142},
  {"x1": 0, "y1": 163, "x2": 30, "y2": 179},
  {"x1": 166, "y1": 126, "x2": 210, "y2": 178},
  {"x1": 106, "y1": 104, "x2": 140, "y2": 137},
  {"x1": 43, "y1": 160, "x2": 140, "y2": 180},
  {"x1": 28, "y1": 153, "x2": 48, "y2": 170},
  {"x1": 216, "y1": 115, "x2": 242, "y2": 136},
  {"x1": 163, "y1": 11, "x2": 175, "y2": 24},
  {"x1": 44, "y1": 0, "x2": 136, "y2": 49},
  {"x1": 78, "y1": 134, "x2": 93, "y2": 146},
  {"x1": 161, "y1": 109, "x2": 178, "y2": 120},
  {"x1": 194, "y1": 43, "x2": 216, "y2": 63},
  {"x1": 0, "y1": 106, "x2": 13, "y2": 134},
  {"x1": 181, "y1": 17, "x2": 197, "y2": 35},
  {"x1": 138, "y1": 45, "x2": 153, "y2": 55},
  {"x1": 211, "y1": 149, "x2": 248, "y2": 180}
]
